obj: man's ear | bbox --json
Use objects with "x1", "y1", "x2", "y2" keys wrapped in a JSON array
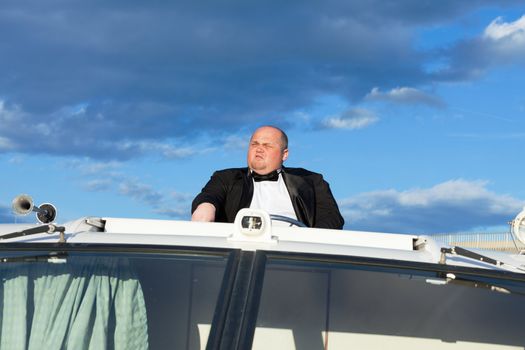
[{"x1": 282, "y1": 148, "x2": 289, "y2": 162}]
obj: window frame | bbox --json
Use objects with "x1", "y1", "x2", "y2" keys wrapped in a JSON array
[{"x1": 1, "y1": 243, "x2": 525, "y2": 350}]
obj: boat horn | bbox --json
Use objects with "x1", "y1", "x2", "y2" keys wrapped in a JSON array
[{"x1": 12, "y1": 194, "x2": 57, "y2": 224}]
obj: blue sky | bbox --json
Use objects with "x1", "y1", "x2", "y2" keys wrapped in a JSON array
[{"x1": 1, "y1": 1, "x2": 524, "y2": 234}]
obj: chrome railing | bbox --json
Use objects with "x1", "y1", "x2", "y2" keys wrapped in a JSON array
[{"x1": 429, "y1": 231, "x2": 525, "y2": 252}]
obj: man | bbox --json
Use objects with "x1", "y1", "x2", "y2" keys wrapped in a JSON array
[{"x1": 191, "y1": 126, "x2": 344, "y2": 229}]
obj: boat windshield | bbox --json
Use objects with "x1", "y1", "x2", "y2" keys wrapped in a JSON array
[
  {"x1": 252, "y1": 255, "x2": 525, "y2": 350},
  {"x1": 0, "y1": 247, "x2": 232, "y2": 350}
]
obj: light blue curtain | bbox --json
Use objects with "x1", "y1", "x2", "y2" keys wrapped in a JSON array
[{"x1": 0, "y1": 256, "x2": 149, "y2": 350}]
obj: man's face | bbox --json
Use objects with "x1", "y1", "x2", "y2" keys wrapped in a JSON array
[{"x1": 247, "y1": 127, "x2": 288, "y2": 174}]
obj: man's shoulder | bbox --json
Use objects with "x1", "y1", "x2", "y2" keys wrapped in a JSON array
[
  {"x1": 283, "y1": 167, "x2": 322, "y2": 178},
  {"x1": 213, "y1": 167, "x2": 249, "y2": 178}
]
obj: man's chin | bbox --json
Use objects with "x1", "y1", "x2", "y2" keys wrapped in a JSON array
[{"x1": 249, "y1": 162, "x2": 265, "y2": 171}]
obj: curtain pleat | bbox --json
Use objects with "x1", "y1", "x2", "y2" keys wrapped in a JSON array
[{"x1": 0, "y1": 257, "x2": 149, "y2": 350}]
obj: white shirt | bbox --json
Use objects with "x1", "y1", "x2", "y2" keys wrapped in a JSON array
[{"x1": 249, "y1": 172, "x2": 298, "y2": 225}]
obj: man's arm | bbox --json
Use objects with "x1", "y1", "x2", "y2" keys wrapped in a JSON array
[
  {"x1": 191, "y1": 171, "x2": 228, "y2": 222},
  {"x1": 191, "y1": 202, "x2": 216, "y2": 222},
  {"x1": 313, "y1": 175, "x2": 345, "y2": 229}
]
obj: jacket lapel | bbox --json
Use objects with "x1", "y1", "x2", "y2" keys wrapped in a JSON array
[
  {"x1": 238, "y1": 168, "x2": 253, "y2": 210},
  {"x1": 223, "y1": 168, "x2": 253, "y2": 222},
  {"x1": 282, "y1": 171, "x2": 315, "y2": 227}
]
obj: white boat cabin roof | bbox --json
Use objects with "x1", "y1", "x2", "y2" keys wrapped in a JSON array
[{"x1": 1, "y1": 208, "x2": 525, "y2": 274}]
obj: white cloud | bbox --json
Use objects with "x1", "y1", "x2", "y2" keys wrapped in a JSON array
[
  {"x1": 118, "y1": 180, "x2": 164, "y2": 207},
  {"x1": 0, "y1": 1, "x2": 439, "y2": 158},
  {"x1": 3, "y1": 3, "x2": 522, "y2": 161},
  {"x1": 115, "y1": 141, "x2": 201, "y2": 160},
  {"x1": 0, "y1": 98, "x2": 207, "y2": 160},
  {"x1": 223, "y1": 135, "x2": 249, "y2": 150},
  {"x1": 65, "y1": 159, "x2": 123, "y2": 175},
  {"x1": 0, "y1": 137, "x2": 14, "y2": 150},
  {"x1": 366, "y1": 87, "x2": 445, "y2": 108},
  {"x1": 0, "y1": 101, "x2": 20, "y2": 150},
  {"x1": 0, "y1": 100, "x2": 23, "y2": 122},
  {"x1": 154, "y1": 207, "x2": 189, "y2": 219},
  {"x1": 115, "y1": 179, "x2": 193, "y2": 218},
  {"x1": 322, "y1": 108, "x2": 378, "y2": 130},
  {"x1": 395, "y1": 180, "x2": 510, "y2": 207},
  {"x1": 424, "y1": 14, "x2": 525, "y2": 82},
  {"x1": 339, "y1": 179, "x2": 524, "y2": 233},
  {"x1": 68, "y1": 158, "x2": 193, "y2": 219},
  {"x1": 83, "y1": 179, "x2": 113, "y2": 192},
  {"x1": 479, "y1": 15, "x2": 525, "y2": 63},
  {"x1": 484, "y1": 15, "x2": 525, "y2": 43},
  {"x1": 170, "y1": 191, "x2": 193, "y2": 202}
]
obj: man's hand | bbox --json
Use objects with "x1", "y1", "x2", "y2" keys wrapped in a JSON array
[{"x1": 191, "y1": 202, "x2": 216, "y2": 222}]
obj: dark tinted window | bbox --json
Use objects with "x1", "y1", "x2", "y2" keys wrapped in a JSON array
[
  {"x1": 0, "y1": 248, "x2": 232, "y2": 350},
  {"x1": 252, "y1": 257, "x2": 525, "y2": 350}
]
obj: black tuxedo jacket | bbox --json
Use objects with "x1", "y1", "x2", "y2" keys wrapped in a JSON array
[{"x1": 192, "y1": 167, "x2": 344, "y2": 229}]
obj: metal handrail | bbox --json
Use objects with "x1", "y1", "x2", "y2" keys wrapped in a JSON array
[{"x1": 429, "y1": 231, "x2": 525, "y2": 252}]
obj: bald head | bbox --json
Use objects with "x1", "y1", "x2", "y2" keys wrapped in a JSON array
[{"x1": 247, "y1": 126, "x2": 289, "y2": 174}]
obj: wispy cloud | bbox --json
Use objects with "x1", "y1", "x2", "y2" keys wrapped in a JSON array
[
  {"x1": 134, "y1": 142, "x2": 200, "y2": 159},
  {"x1": 169, "y1": 191, "x2": 194, "y2": 202},
  {"x1": 71, "y1": 159, "x2": 193, "y2": 219},
  {"x1": 322, "y1": 108, "x2": 379, "y2": 130},
  {"x1": 64, "y1": 159, "x2": 123, "y2": 175},
  {"x1": 0, "y1": 137, "x2": 14, "y2": 151},
  {"x1": 83, "y1": 179, "x2": 114, "y2": 192},
  {"x1": 118, "y1": 179, "x2": 164, "y2": 207},
  {"x1": 115, "y1": 178, "x2": 191, "y2": 219},
  {"x1": 484, "y1": 15, "x2": 525, "y2": 42},
  {"x1": 0, "y1": 100, "x2": 205, "y2": 160},
  {"x1": 223, "y1": 135, "x2": 249, "y2": 150},
  {"x1": 433, "y1": 14, "x2": 525, "y2": 81},
  {"x1": 339, "y1": 179, "x2": 524, "y2": 233},
  {"x1": 82, "y1": 175, "x2": 192, "y2": 219},
  {"x1": 365, "y1": 87, "x2": 445, "y2": 108},
  {"x1": 153, "y1": 207, "x2": 188, "y2": 218},
  {"x1": 0, "y1": 2, "x2": 523, "y2": 160}
]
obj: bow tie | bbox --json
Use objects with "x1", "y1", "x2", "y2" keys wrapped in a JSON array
[{"x1": 251, "y1": 170, "x2": 280, "y2": 182}]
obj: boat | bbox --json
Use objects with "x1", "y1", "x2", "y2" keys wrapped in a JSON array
[{"x1": 1, "y1": 195, "x2": 525, "y2": 349}]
